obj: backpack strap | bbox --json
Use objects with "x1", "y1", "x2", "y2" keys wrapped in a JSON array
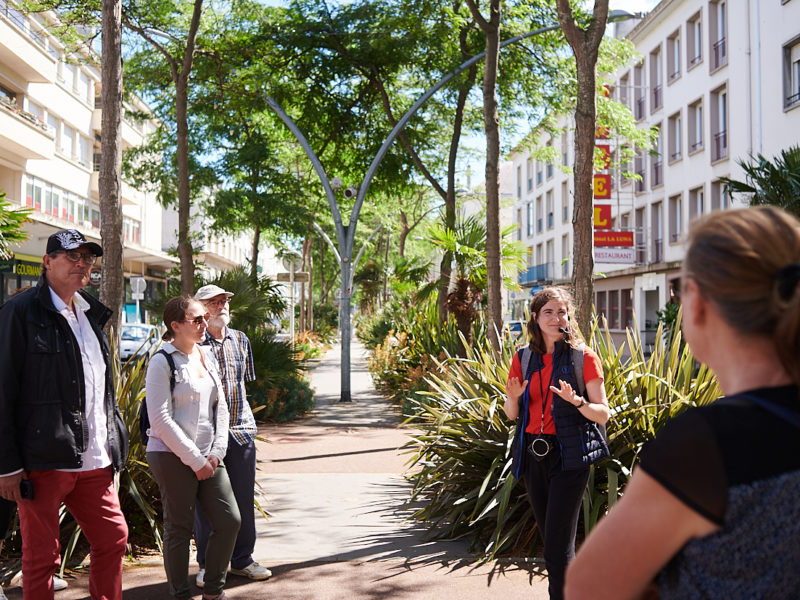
[
  {"x1": 157, "y1": 349, "x2": 177, "y2": 391},
  {"x1": 738, "y1": 393, "x2": 800, "y2": 429},
  {"x1": 520, "y1": 346, "x2": 532, "y2": 381}
]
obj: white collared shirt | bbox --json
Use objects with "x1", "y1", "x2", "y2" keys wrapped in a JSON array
[{"x1": 50, "y1": 288, "x2": 111, "y2": 471}]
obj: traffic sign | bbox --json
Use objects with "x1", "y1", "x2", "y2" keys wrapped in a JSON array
[
  {"x1": 277, "y1": 272, "x2": 310, "y2": 282},
  {"x1": 130, "y1": 276, "x2": 146, "y2": 293}
]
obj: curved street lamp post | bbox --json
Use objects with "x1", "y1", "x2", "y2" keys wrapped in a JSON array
[{"x1": 266, "y1": 11, "x2": 636, "y2": 402}]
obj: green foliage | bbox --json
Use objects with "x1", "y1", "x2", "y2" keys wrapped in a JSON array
[
  {"x1": 720, "y1": 145, "x2": 800, "y2": 216},
  {"x1": 246, "y1": 329, "x2": 314, "y2": 423},
  {"x1": 0, "y1": 190, "x2": 31, "y2": 260},
  {"x1": 402, "y1": 314, "x2": 721, "y2": 559}
]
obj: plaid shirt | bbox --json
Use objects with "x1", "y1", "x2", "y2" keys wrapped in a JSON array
[{"x1": 201, "y1": 328, "x2": 257, "y2": 446}]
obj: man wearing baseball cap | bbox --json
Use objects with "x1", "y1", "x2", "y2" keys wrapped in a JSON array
[
  {"x1": 0, "y1": 229, "x2": 129, "y2": 599},
  {"x1": 193, "y1": 284, "x2": 271, "y2": 586}
]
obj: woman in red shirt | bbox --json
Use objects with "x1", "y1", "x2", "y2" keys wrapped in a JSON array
[{"x1": 505, "y1": 286, "x2": 610, "y2": 600}]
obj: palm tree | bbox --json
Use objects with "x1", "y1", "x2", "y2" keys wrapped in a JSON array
[
  {"x1": 427, "y1": 215, "x2": 524, "y2": 356},
  {"x1": 721, "y1": 145, "x2": 800, "y2": 216},
  {"x1": 0, "y1": 191, "x2": 30, "y2": 260}
]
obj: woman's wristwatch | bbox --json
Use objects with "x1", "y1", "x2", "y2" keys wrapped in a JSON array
[{"x1": 575, "y1": 397, "x2": 588, "y2": 408}]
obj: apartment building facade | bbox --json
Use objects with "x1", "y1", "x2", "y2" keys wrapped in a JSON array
[
  {"x1": 506, "y1": 0, "x2": 800, "y2": 344},
  {"x1": 0, "y1": 0, "x2": 176, "y2": 316}
]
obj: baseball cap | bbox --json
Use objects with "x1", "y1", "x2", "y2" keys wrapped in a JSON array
[
  {"x1": 46, "y1": 229, "x2": 103, "y2": 256},
  {"x1": 195, "y1": 284, "x2": 234, "y2": 301}
]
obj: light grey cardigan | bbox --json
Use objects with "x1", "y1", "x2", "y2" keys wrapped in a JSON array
[{"x1": 144, "y1": 342, "x2": 229, "y2": 472}]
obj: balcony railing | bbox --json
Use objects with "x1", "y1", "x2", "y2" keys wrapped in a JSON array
[
  {"x1": 652, "y1": 85, "x2": 662, "y2": 110},
  {"x1": 0, "y1": 0, "x2": 47, "y2": 49},
  {"x1": 712, "y1": 38, "x2": 727, "y2": 70},
  {"x1": 669, "y1": 69, "x2": 680, "y2": 81},
  {"x1": 635, "y1": 97, "x2": 645, "y2": 120},
  {"x1": 635, "y1": 169, "x2": 646, "y2": 192},
  {"x1": 689, "y1": 53, "x2": 702, "y2": 67},
  {"x1": 652, "y1": 238, "x2": 663, "y2": 263},
  {"x1": 651, "y1": 160, "x2": 663, "y2": 187},
  {"x1": 519, "y1": 263, "x2": 552, "y2": 285},
  {"x1": 787, "y1": 90, "x2": 800, "y2": 109},
  {"x1": 713, "y1": 130, "x2": 728, "y2": 161},
  {"x1": 690, "y1": 139, "x2": 704, "y2": 152}
]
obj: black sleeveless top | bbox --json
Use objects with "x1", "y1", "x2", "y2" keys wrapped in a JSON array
[{"x1": 639, "y1": 385, "x2": 800, "y2": 598}]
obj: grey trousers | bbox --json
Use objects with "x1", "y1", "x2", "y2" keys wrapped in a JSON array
[{"x1": 148, "y1": 451, "x2": 241, "y2": 599}]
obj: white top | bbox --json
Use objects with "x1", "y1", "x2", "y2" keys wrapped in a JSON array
[
  {"x1": 50, "y1": 288, "x2": 111, "y2": 472},
  {"x1": 144, "y1": 342, "x2": 229, "y2": 472}
]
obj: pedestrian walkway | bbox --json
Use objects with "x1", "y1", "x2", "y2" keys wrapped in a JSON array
[{"x1": 3, "y1": 341, "x2": 548, "y2": 599}]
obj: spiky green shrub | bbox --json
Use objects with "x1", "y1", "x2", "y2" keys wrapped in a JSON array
[
  {"x1": 404, "y1": 315, "x2": 721, "y2": 559},
  {"x1": 246, "y1": 329, "x2": 314, "y2": 423}
]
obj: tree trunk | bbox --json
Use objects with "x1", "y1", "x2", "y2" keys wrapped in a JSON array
[
  {"x1": 250, "y1": 223, "x2": 261, "y2": 280},
  {"x1": 98, "y1": 0, "x2": 124, "y2": 339},
  {"x1": 556, "y1": 0, "x2": 609, "y2": 334},
  {"x1": 176, "y1": 0, "x2": 204, "y2": 296},
  {"x1": 467, "y1": 0, "x2": 502, "y2": 351},
  {"x1": 399, "y1": 209, "x2": 409, "y2": 258},
  {"x1": 382, "y1": 230, "x2": 390, "y2": 304},
  {"x1": 437, "y1": 22, "x2": 478, "y2": 326}
]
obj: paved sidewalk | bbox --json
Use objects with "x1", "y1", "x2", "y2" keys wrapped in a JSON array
[{"x1": 3, "y1": 340, "x2": 548, "y2": 599}]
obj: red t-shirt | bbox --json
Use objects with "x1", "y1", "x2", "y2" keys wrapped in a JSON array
[{"x1": 507, "y1": 347, "x2": 604, "y2": 435}]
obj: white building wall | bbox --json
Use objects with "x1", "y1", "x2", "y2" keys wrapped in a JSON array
[{"x1": 502, "y1": 0, "x2": 800, "y2": 342}]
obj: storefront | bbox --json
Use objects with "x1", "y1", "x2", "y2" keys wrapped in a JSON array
[{"x1": 0, "y1": 252, "x2": 42, "y2": 304}]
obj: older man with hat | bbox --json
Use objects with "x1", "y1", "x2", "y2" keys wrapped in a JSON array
[
  {"x1": 193, "y1": 284, "x2": 271, "y2": 586},
  {"x1": 0, "y1": 229, "x2": 129, "y2": 599}
]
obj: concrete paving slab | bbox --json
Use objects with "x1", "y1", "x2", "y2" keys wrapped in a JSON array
[{"x1": 1, "y1": 340, "x2": 549, "y2": 599}]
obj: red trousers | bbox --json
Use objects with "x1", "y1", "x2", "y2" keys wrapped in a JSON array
[{"x1": 18, "y1": 467, "x2": 128, "y2": 600}]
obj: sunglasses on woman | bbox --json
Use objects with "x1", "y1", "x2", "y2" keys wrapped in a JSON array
[{"x1": 181, "y1": 314, "x2": 210, "y2": 326}]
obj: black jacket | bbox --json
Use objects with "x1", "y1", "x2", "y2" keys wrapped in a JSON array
[{"x1": 0, "y1": 277, "x2": 129, "y2": 473}]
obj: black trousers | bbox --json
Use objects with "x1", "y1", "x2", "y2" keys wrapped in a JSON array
[
  {"x1": 520, "y1": 443, "x2": 590, "y2": 600},
  {"x1": 0, "y1": 497, "x2": 13, "y2": 538}
]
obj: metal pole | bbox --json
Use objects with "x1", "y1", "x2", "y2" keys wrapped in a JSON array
[
  {"x1": 264, "y1": 21, "x2": 603, "y2": 402},
  {"x1": 289, "y1": 265, "x2": 295, "y2": 350}
]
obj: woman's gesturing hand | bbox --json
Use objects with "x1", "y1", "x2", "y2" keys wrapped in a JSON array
[
  {"x1": 506, "y1": 377, "x2": 528, "y2": 401},
  {"x1": 550, "y1": 380, "x2": 584, "y2": 407}
]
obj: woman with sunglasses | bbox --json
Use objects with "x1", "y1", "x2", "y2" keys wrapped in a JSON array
[
  {"x1": 565, "y1": 207, "x2": 800, "y2": 599},
  {"x1": 145, "y1": 296, "x2": 240, "y2": 600},
  {"x1": 504, "y1": 286, "x2": 610, "y2": 600}
]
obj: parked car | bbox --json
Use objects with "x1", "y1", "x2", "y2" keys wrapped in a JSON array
[
  {"x1": 504, "y1": 319, "x2": 526, "y2": 340},
  {"x1": 119, "y1": 323, "x2": 159, "y2": 361}
]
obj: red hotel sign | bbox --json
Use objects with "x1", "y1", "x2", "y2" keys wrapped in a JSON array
[
  {"x1": 594, "y1": 204, "x2": 612, "y2": 229},
  {"x1": 595, "y1": 230, "x2": 634, "y2": 247},
  {"x1": 593, "y1": 174, "x2": 611, "y2": 199}
]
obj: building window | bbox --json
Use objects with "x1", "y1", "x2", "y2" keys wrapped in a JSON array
[
  {"x1": 668, "y1": 111, "x2": 682, "y2": 162},
  {"x1": 711, "y1": 86, "x2": 728, "y2": 161},
  {"x1": 516, "y1": 165, "x2": 522, "y2": 198},
  {"x1": 596, "y1": 290, "x2": 608, "y2": 326},
  {"x1": 562, "y1": 234, "x2": 569, "y2": 278},
  {"x1": 77, "y1": 71, "x2": 91, "y2": 104},
  {"x1": 634, "y1": 61, "x2": 646, "y2": 120},
  {"x1": 536, "y1": 162, "x2": 543, "y2": 185},
  {"x1": 710, "y1": 1, "x2": 727, "y2": 71},
  {"x1": 516, "y1": 208, "x2": 522, "y2": 241},
  {"x1": 689, "y1": 186, "x2": 705, "y2": 221},
  {"x1": 609, "y1": 290, "x2": 620, "y2": 329},
  {"x1": 622, "y1": 289, "x2": 633, "y2": 328},
  {"x1": 635, "y1": 148, "x2": 647, "y2": 193},
  {"x1": 710, "y1": 180, "x2": 728, "y2": 211},
  {"x1": 668, "y1": 29, "x2": 681, "y2": 82},
  {"x1": 687, "y1": 11, "x2": 703, "y2": 69},
  {"x1": 561, "y1": 182, "x2": 569, "y2": 223},
  {"x1": 783, "y1": 35, "x2": 800, "y2": 109},
  {"x1": 619, "y1": 72, "x2": 630, "y2": 108},
  {"x1": 650, "y1": 45, "x2": 663, "y2": 112},
  {"x1": 635, "y1": 207, "x2": 647, "y2": 264},
  {"x1": 546, "y1": 190, "x2": 554, "y2": 230},
  {"x1": 651, "y1": 126, "x2": 663, "y2": 188},
  {"x1": 60, "y1": 124, "x2": 74, "y2": 158},
  {"x1": 63, "y1": 62, "x2": 77, "y2": 91},
  {"x1": 527, "y1": 158, "x2": 533, "y2": 191},
  {"x1": 668, "y1": 194, "x2": 683, "y2": 243},
  {"x1": 561, "y1": 130, "x2": 569, "y2": 165},
  {"x1": 527, "y1": 202, "x2": 534, "y2": 237},
  {"x1": 536, "y1": 196, "x2": 543, "y2": 233},
  {"x1": 688, "y1": 98, "x2": 704, "y2": 153},
  {"x1": 652, "y1": 201, "x2": 663, "y2": 263}
]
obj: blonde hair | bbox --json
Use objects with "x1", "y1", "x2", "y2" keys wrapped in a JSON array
[
  {"x1": 527, "y1": 286, "x2": 582, "y2": 354},
  {"x1": 684, "y1": 206, "x2": 800, "y2": 386}
]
